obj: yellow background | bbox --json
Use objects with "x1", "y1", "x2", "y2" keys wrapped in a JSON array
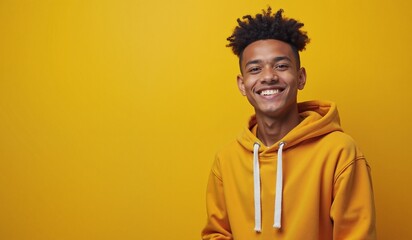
[{"x1": 1, "y1": 0, "x2": 411, "y2": 239}]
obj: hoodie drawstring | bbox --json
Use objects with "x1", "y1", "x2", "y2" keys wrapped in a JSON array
[
  {"x1": 274, "y1": 142, "x2": 285, "y2": 229},
  {"x1": 253, "y1": 143, "x2": 261, "y2": 232},
  {"x1": 253, "y1": 141, "x2": 285, "y2": 232}
]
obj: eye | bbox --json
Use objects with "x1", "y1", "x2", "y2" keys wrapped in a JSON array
[
  {"x1": 248, "y1": 66, "x2": 261, "y2": 74},
  {"x1": 275, "y1": 64, "x2": 289, "y2": 71}
]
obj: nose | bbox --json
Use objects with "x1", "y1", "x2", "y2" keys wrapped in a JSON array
[{"x1": 261, "y1": 66, "x2": 278, "y2": 83}]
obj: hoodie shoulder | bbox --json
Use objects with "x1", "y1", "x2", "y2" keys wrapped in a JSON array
[{"x1": 319, "y1": 130, "x2": 368, "y2": 171}]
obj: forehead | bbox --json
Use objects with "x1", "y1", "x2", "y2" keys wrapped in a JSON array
[{"x1": 241, "y1": 39, "x2": 296, "y2": 66}]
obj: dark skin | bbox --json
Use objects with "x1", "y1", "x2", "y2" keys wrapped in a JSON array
[{"x1": 237, "y1": 39, "x2": 306, "y2": 146}]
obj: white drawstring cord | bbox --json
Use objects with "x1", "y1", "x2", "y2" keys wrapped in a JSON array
[
  {"x1": 274, "y1": 142, "x2": 285, "y2": 229},
  {"x1": 253, "y1": 143, "x2": 261, "y2": 232}
]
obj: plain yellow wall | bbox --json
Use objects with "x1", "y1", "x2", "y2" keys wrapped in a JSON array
[{"x1": 1, "y1": 0, "x2": 411, "y2": 239}]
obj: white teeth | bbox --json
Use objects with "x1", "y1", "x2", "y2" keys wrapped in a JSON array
[{"x1": 260, "y1": 89, "x2": 279, "y2": 96}]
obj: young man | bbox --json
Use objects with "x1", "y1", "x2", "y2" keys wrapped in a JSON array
[{"x1": 201, "y1": 7, "x2": 376, "y2": 240}]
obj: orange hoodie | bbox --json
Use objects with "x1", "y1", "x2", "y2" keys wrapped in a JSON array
[{"x1": 202, "y1": 101, "x2": 376, "y2": 240}]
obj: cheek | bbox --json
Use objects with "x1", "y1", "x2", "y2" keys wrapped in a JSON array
[
  {"x1": 245, "y1": 76, "x2": 259, "y2": 88},
  {"x1": 283, "y1": 73, "x2": 300, "y2": 86},
  {"x1": 245, "y1": 81, "x2": 254, "y2": 90}
]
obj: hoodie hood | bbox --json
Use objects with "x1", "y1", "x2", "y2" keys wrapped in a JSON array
[
  {"x1": 237, "y1": 100, "x2": 343, "y2": 152},
  {"x1": 236, "y1": 100, "x2": 343, "y2": 231}
]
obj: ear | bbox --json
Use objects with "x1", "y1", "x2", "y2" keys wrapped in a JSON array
[
  {"x1": 237, "y1": 74, "x2": 246, "y2": 96},
  {"x1": 297, "y1": 67, "x2": 307, "y2": 90}
]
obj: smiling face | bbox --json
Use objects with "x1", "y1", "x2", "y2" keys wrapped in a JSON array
[{"x1": 237, "y1": 39, "x2": 306, "y2": 120}]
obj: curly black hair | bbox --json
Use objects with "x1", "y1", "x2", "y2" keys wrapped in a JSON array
[{"x1": 227, "y1": 7, "x2": 310, "y2": 68}]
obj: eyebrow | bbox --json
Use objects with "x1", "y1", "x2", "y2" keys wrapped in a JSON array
[{"x1": 245, "y1": 56, "x2": 292, "y2": 68}]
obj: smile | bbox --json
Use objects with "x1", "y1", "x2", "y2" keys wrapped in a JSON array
[{"x1": 257, "y1": 88, "x2": 284, "y2": 96}]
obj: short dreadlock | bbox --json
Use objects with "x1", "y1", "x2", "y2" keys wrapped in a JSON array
[{"x1": 227, "y1": 7, "x2": 310, "y2": 68}]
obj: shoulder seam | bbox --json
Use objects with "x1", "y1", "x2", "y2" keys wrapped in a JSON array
[{"x1": 333, "y1": 156, "x2": 368, "y2": 184}]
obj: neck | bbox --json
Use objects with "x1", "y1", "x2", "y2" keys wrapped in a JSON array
[{"x1": 255, "y1": 109, "x2": 301, "y2": 147}]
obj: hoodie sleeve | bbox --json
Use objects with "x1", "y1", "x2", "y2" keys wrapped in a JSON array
[
  {"x1": 331, "y1": 155, "x2": 377, "y2": 240},
  {"x1": 201, "y1": 157, "x2": 233, "y2": 240}
]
